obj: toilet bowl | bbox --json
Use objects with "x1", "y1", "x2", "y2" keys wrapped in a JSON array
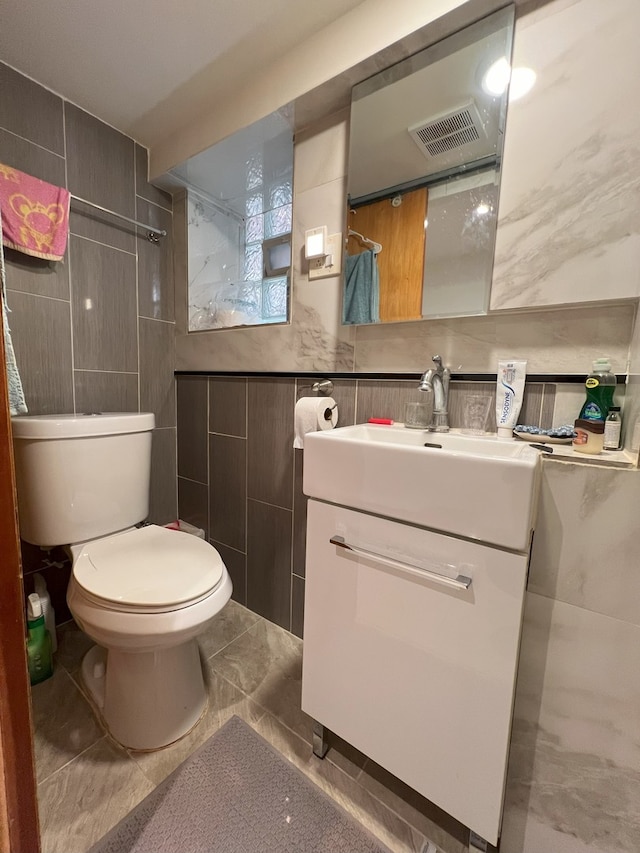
[
  {"x1": 10, "y1": 412, "x2": 233, "y2": 751},
  {"x1": 67, "y1": 524, "x2": 232, "y2": 750}
]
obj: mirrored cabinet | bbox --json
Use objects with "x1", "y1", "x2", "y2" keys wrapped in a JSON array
[{"x1": 344, "y1": 7, "x2": 513, "y2": 325}]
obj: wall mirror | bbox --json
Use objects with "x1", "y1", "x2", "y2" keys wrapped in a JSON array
[
  {"x1": 343, "y1": 6, "x2": 514, "y2": 325},
  {"x1": 168, "y1": 108, "x2": 293, "y2": 331}
]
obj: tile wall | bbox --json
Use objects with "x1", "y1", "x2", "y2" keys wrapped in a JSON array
[
  {"x1": 177, "y1": 373, "x2": 562, "y2": 636},
  {"x1": 0, "y1": 62, "x2": 177, "y2": 620},
  {"x1": 501, "y1": 460, "x2": 640, "y2": 853}
]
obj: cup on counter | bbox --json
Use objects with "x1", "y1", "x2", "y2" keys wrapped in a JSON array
[
  {"x1": 462, "y1": 395, "x2": 492, "y2": 435},
  {"x1": 404, "y1": 402, "x2": 430, "y2": 429}
]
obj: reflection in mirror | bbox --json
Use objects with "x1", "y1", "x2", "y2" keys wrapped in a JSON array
[
  {"x1": 169, "y1": 108, "x2": 293, "y2": 331},
  {"x1": 343, "y1": 7, "x2": 514, "y2": 325}
]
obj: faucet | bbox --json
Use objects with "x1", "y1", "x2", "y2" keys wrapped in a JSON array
[{"x1": 418, "y1": 355, "x2": 451, "y2": 432}]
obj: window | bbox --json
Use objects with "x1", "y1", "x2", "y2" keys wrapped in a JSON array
[{"x1": 173, "y1": 108, "x2": 293, "y2": 331}]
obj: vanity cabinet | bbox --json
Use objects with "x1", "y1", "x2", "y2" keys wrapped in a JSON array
[
  {"x1": 490, "y1": 0, "x2": 640, "y2": 311},
  {"x1": 301, "y1": 499, "x2": 528, "y2": 846}
]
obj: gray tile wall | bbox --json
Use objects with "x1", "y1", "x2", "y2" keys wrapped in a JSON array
[
  {"x1": 1, "y1": 63, "x2": 177, "y2": 619},
  {"x1": 177, "y1": 373, "x2": 558, "y2": 637}
]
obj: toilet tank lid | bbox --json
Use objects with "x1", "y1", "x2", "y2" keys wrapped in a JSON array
[{"x1": 11, "y1": 412, "x2": 155, "y2": 439}]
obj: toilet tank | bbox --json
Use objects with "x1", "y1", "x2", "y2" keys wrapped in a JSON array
[{"x1": 11, "y1": 412, "x2": 155, "y2": 546}]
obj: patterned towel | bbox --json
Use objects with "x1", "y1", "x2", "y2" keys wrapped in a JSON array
[
  {"x1": 0, "y1": 209, "x2": 27, "y2": 415},
  {"x1": 0, "y1": 163, "x2": 70, "y2": 261}
]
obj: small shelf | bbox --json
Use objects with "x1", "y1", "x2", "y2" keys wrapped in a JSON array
[{"x1": 542, "y1": 446, "x2": 637, "y2": 470}]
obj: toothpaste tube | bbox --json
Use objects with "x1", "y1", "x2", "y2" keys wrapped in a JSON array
[{"x1": 496, "y1": 360, "x2": 527, "y2": 438}]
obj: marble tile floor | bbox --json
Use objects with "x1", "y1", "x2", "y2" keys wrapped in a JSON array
[{"x1": 32, "y1": 600, "x2": 470, "y2": 853}]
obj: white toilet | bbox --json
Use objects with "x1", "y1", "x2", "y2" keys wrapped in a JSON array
[{"x1": 11, "y1": 412, "x2": 232, "y2": 751}]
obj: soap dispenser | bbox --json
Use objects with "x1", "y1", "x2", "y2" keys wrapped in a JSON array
[{"x1": 26, "y1": 593, "x2": 53, "y2": 685}]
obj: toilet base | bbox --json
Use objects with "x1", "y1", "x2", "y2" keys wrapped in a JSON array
[{"x1": 81, "y1": 640, "x2": 207, "y2": 751}]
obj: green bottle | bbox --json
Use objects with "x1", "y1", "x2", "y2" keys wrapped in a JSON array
[
  {"x1": 579, "y1": 358, "x2": 616, "y2": 422},
  {"x1": 26, "y1": 593, "x2": 53, "y2": 685}
]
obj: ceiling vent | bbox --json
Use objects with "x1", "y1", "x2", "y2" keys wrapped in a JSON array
[{"x1": 408, "y1": 101, "x2": 486, "y2": 160}]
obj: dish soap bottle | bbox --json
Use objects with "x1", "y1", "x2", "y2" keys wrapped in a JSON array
[
  {"x1": 26, "y1": 593, "x2": 53, "y2": 685},
  {"x1": 579, "y1": 358, "x2": 616, "y2": 422}
]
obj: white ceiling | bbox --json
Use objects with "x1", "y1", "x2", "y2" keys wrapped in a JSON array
[{"x1": 0, "y1": 0, "x2": 365, "y2": 147}]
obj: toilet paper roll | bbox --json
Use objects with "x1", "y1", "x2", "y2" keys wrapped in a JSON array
[{"x1": 293, "y1": 397, "x2": 338, "y2": 449}]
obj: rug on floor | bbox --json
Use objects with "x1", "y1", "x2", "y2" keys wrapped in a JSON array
[{"x1": 88, "y1": 715, "x2": 393, "y2": 853}]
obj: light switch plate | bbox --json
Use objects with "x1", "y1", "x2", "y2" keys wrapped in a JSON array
[{"x1": 308, "y1": 232, "x2": 342, "y2": 280}]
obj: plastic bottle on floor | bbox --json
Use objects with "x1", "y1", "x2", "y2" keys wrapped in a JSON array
[
  {"x1": 33, "y1": 573, "x2": 57, "y2": 652},
  {"x1": 26, "y1": 593, "x2": 53, "y2": 685}
]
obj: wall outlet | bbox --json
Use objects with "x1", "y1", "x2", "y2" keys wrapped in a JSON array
[{"x1": 308, "y1": 232, "x2": 342, "y2": 280}]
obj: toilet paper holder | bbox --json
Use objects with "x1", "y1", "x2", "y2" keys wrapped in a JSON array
[
  {"x1": 322, "y1": 402, "x2": 338, "y2": 421},
  {"x1": 297, "y1": 379, "x2": 334, "y2": 398}
]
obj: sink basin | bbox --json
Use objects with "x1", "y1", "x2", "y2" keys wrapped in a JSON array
[{"x1": 303, "y1": 424, "x2": 540, "y2": 551}]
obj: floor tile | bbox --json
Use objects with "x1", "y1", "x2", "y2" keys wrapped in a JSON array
[
  {"x1": 37, "y1": 737, "x2": 154, "y2": 853},
  {"x1": 30, "y1": 667, "x2": 103, "y2": 784},
  {"x1": 197, "y1": 599, "x2": 261, "y2": 660},
  {"x1": 207, "y1": 618, "x2": 314, "y2": 745},
  {"x1": 253, "y1": 712, "x2": 425, "y2": 853},
  {"x1": 55, "y1": 620, "x2": 95, "y2": 675},
  {"x1": 33, "y1": 609, "x2": 448, "y2": 853},
  {"x1": 358, "y1": 759, "x2": 469, "y2": 853}
]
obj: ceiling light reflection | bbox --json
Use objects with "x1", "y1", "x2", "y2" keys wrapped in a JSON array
[
  {"x1": 483, "y1": 57, "x2": 511, "y2": 96},
  {"x1": 482, "y1": 58, "x2": 536, "y2": 101}
]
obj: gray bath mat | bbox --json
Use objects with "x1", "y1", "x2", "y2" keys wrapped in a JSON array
[{"x1": 89, "y1": 716, "x2": 392, "y2": 853}]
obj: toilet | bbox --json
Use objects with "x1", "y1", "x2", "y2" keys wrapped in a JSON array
[{"x1": 11, "y1": 412, "x2": 232, "y2": 751}]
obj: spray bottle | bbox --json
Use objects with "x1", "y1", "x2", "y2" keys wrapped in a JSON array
[{"x1": 33, "y1": 573, "x2": 57, "y2": 652}]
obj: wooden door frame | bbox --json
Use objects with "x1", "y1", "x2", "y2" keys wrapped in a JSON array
[{"x1": 0, "y1": 315, "x2": 40, "y2": 852}]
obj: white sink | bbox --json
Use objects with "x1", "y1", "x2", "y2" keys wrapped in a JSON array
[{"x1": 303, "y1": 423, "x2": 540, "y2": 551}]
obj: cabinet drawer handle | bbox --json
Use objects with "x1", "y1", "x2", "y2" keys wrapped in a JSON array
[{"x1": 329, "y1": 535, "x2": 472, "y2": 591}]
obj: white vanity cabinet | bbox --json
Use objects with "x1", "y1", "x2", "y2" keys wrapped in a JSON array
[{"x1": 301, "y1": 499, "x2": 529, "y2": 846}]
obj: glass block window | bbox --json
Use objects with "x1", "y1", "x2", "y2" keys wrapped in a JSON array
[
  {"x1": 242, "y1": 137, "x2": 292, "y2": 325},
  {"x1": 243, "y1": 243, "x2": 263, "y2": 282},
  {"x1": 264, "y1": 203, "x2": 292, "y2": 239},
  {"x1": 246, "y1": 194, "x2": 263, "y2": 217},
  {"x1": 267, "y1": 181, "x2": 293, "y2": 208},
  {"x1": 262, "y1": 276, "x2": 288, "y2": 321},
  {"x1": 245, "y1": 214, "x2": 264, "y2": 243},
  {"x1": 186, "y1": 109, "x2": 293, "y2": 331},
  {"x1": 246, "y1": 154, "x2": 263, "y2": 190}
]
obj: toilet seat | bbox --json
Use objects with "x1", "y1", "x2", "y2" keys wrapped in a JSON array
[{"x1": 72, "y1": 524, "x2": 224, "y2": 614}]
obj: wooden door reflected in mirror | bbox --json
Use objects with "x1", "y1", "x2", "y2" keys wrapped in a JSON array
[{"x1": 347, "y1": 187, "x2": 428, "y2": 322}]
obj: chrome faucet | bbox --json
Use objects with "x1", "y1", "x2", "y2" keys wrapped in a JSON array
[{"x1": 418, "y1": 355, "x2": 451, "y2": 432}]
